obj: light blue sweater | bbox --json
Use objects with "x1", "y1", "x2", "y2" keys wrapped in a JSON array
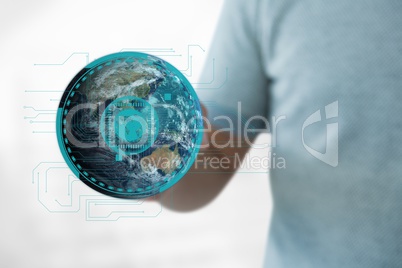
[{"x1": 199, "y1": 0, "x2": 402, "y2": 267}]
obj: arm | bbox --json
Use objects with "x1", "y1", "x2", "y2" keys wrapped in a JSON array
[
  {"x1": 157, "y1": 0, "x2": 268, "y2": 211},
  {"x1": 157, "y1": 105, "x2": 256, "y2": 211}
]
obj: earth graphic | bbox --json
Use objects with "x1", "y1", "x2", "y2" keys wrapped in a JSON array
[{"x1": 57, "y1": 52, "x2": 203, "y2": 199}]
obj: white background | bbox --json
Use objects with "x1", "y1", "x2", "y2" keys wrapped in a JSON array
[{"x1": 0, "y1": 1, "x2": 271, "y2": 267}]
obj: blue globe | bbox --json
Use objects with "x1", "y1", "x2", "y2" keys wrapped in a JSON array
[{"x1": 57, "y1": 52, "x2": 203, "y2": 199}]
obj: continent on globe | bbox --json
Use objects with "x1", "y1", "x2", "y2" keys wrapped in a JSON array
[{"x1": 140, "y1": 145, "x2": 181, "y2": 175}]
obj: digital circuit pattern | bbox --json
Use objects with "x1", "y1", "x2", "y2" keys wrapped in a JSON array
[{"x1": 25, "y1": 46, "x2": 231, "y2": 220}]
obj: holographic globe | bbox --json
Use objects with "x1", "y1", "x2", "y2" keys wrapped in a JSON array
[{"x1": 56, "y1": 52, "x2": 203, "y2": 199}]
